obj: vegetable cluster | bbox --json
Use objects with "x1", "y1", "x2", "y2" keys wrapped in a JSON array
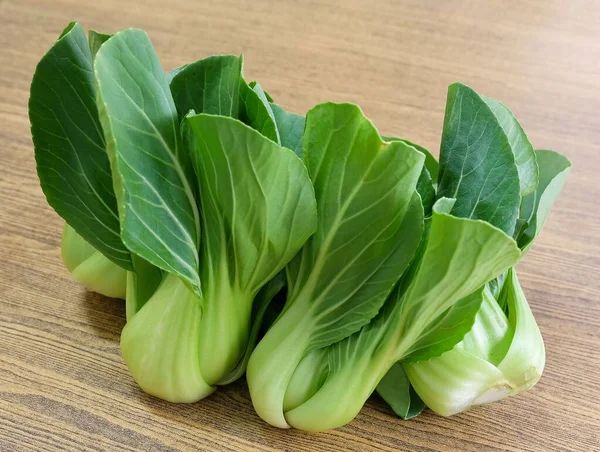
[{"x1": 30, "y1": 22, "x2": 570, "y2": 431}]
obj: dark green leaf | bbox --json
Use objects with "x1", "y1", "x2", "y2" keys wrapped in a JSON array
[
  {"x1": 169, "y1": 55, "x2": 279, "y2": 142},
  {"x1": 437, "y1": 83, "x2": 521, "y2": 235},
  {"x1": 377, "y1": 362, "x2": 426, "y2": 420},
  {"x1": 483, "y1": 97, "x2": 538, "y2": 196},
  {"x1": 30, "y1": 21, "x2": 132, "y2": 270},
  {"x1": 88, "y1": 29, "x2": 112, "y2": 58},
  {"x1": 518, "y1": 150, "x2": 571, "y2": 250}
]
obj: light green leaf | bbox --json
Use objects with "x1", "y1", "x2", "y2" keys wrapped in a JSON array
[
  {"x1": 186, "y1": 113, "x2": 316, "y2": 293},
  {"x1": 291, "y1": 103, "x2": 426, "y2": 348},
  {"x1": 250, "y1": 82, "x2": 281, "y2": 144},
  {"x1": 376, "y1": 362, "x2": 425, "y2": 420},
  {"x1": 437, "y1": 83, "x2": 521, "y2": 235},
  {"x1": 29, "y1": 22, "x2": 132, "y2": 270},
  {"x1": 483, "y1": 97, "x2": 538, "y2": 196},
  {"x1": 384, "y1": 137, "x2": 436, "y2": 216},
  {"x1": 239, "y1": 78, "x2": 279, "y2": 143},
  {"x1": 392, "y1": 199, "x2": 521, "y2": 342},
  {"x1": 270, "y1": 103, "x2": 305, "y2": 157},
  {"x1": 384, "y1": 136, "x2": 439, "y2": 182},
  {"x1": 249, "y1": 80, "x2": 274, "y2": 102},
  {"x1": 94, "y1": 29, "x2": 201, "y2": 291}
]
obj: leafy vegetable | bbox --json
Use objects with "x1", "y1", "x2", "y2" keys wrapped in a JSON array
[
  {"x1": 30, "y1": 22, "x2": 132, "y2": 270},
  {"x1": 30, "y1": 22, "x2": 570, "y2": 432},
  {"x1": 95, "y1": 28, "x2": 202, "y2": 291},
  {"x1": 186, "y1": 113, "x2": 316, "y2": 384},
  {"x1": 247, "y1": 102, "x2": 426, "y2": 428},
  {"x1": 403, "y1": 147, "x2": 570, "y2": 417},
  {"x1": 94, "y1": 29, "x2": 317, "y2": 399},
  {"x1": 405, "y1": 268, "x2": 544, "y2": 415},
  {"x1": 281, "y1": 199, "x2": 521, "y2": 431},
  {"x1": 437, "y1": 83, "x2": 521, "y2": 235}
]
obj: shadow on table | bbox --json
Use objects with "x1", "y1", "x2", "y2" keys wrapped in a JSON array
[{"x1": 79, "y1": 289, "x2": 126, "y2": 342}]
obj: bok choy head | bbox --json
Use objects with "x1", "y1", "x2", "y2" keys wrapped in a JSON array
[
  {"x1": 264, "y1": 83, "x2": 568, "y2": 432},
  {"x1": 403, "y1": 149, "x2": 570, "y2": 417},
  {"x1": 247, "y1": 102, "x2": 427, "y2": 428},
  {"x1": 92, "y1": 29, "x2": 317, "y2": 401}
]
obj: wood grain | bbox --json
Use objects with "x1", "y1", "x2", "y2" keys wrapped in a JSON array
[{"x1": 1, "y1": 0, "x2": 599, "y2": 450}]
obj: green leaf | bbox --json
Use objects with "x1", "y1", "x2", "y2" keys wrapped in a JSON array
[
  {"x1": 383, "y1": 137, "x2": 436, "y2": 216},
  {"x1": 186, "y1": 113, "x2": 316, "y2": 292},
  {"x1": 170, "y1": 55, "x2": 243, "y2": 118},
  {"x1": 437, "y1": 83, "x2": 521, "y2": 235},
  {"x1": 185, "y1": 113, "x2": 317, "y2": 384},
  {"x1": 483, "y1": 97, "x2": 538, "y2": 196},
  {"x1": 94, "y1": 29, "x2": 201, "y2": 291},
  {"x1": 29, "y1": 21, "x2": 132, "y2": 270},
  {"x1": 377, "y1": 362, "x2": 425, "y2": 420},
  {"x1": 404, "y1": 269, "x2": 544, "y2": 416},
  {"x1": 282, "y1": 199, "x2": 521, "y2": 432},
  {"x1": 247, "y1": 103, "x2": 425, "y2": 429},
  {"x1": 384, "y1": 137, "x2": 439, "y2": 182},
  {"x1": 88, "y1": 29, "x2": 112, "y2": 58},
  {"x1": 249, "y1": 80, "x2": 274, "y2": 102},
  {"x1": 392, "y1": 199, "x2": 521, "y2": 342},
  {"x1": 291, "y1": 103, "x2": 426, "y2": 348},
  {"x1": 415, "y1": 167, "x2": 435, "y2": 217},
  {"x1": 270, "y1": 103, "x2": 305, "y2": 157},
  {"x1": 250, "y1": 82, "x2": 281, "y2": 143},
  {"x1": 518, "y1": 150, "x2": 571, "y2": 250},
  {"x1": 169, "y1": 55, "x2": 279, "y2": 142},
  {"x1": 166, "y1": 63, "x2": 188, "y2": 84},
  {"x1": 239, "y1": 79, "x2": 280, "y2": 143},
  {"x1": 402, "y1": 287, "x2": 484, "y2": 363}
]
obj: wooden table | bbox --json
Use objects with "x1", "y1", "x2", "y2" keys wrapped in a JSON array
[{"x1": 1, "y1": 0, "x2": 599, "y2": 450}]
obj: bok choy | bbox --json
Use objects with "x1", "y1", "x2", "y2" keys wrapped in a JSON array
[{"x1": 30, "y1": 21, "x2": 570, "y2": 432}]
